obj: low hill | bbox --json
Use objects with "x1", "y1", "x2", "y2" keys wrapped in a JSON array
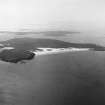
[
  {"x1": 0, "y1": 38, "x2": 105, "y2": 63},
  {"x1": 1, "y1": 38, "x2": 105, "y2": 51}
]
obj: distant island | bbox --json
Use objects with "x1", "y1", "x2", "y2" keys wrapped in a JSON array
[
  {"x1": 0, "y1": 38, "x2": 105, "y2": 63},
  {"x1": 0, "y1": 30, "x2": 80, "y2": 36}
]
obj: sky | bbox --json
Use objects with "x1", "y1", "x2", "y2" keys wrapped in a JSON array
[{"x1": 0, "y1": 0, "x2": 105, "y2": 31}]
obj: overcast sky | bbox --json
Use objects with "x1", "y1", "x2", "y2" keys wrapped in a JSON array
[{"x1": 0, "y1": 0, "x2": 105, "y2": 31}]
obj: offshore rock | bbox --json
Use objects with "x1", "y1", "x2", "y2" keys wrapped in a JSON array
[{"x1": 0, "y1": 49, "x2": 35, "y2": 63}]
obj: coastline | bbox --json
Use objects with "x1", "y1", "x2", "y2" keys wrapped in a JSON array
[{"x1": 32, "y1": 47, "x2": 90, "y2": 56}]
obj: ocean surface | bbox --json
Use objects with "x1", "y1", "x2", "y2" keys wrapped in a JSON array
[
  {"x1": 0, "y1": 50, "x2": 105, "y2": 105},
  {"x1": 0, "y1": 31, "x2": 105, "y2": 105}
]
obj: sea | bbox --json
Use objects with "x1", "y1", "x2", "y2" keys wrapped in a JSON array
[{"x1": 0, "y1": 30, "x2": 105, "y2": 105}]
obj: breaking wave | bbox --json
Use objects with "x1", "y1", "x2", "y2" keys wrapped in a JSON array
[{"x1": 32, "y1": 47, "x2": 90, "y2": 56}]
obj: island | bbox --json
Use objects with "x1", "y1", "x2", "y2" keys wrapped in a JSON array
[
  {"x1": 0, "y1": 49, "x2": 35, "y2": 63},
  {"x1": 0, "y1": 37, "x2": 105, "y2": 63}
]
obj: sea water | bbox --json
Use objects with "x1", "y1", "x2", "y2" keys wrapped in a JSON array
[{"x1": 0, "y1": 50, "x2": 105, "y2": 105}]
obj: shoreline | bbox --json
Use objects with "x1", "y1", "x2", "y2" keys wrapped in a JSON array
[{"x1": 32, "y1": 47, "x2": 90, "y2": 56}]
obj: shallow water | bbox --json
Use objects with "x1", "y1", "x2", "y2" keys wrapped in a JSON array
[{"x1": 0, "y1": 51, "x2": 105, "y2": 105}]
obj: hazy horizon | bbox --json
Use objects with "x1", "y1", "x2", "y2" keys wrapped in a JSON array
[
  {"x1": 0, "y1": 0, "x2": 105, "y2": 45},
  {"x1": 0, "y1": 0, "x2": 104, "y2": 31}
]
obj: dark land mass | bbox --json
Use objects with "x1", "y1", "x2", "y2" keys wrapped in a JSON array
[
  {"x1": 1, "y1": 37, "x2": 105, "y2": 50},
  {"x1": 0, "y1": 38, "x2": 105, "y2": 63},
  {"x1": 0, "y1": 49, "x2": 35, "y2": 63}
]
